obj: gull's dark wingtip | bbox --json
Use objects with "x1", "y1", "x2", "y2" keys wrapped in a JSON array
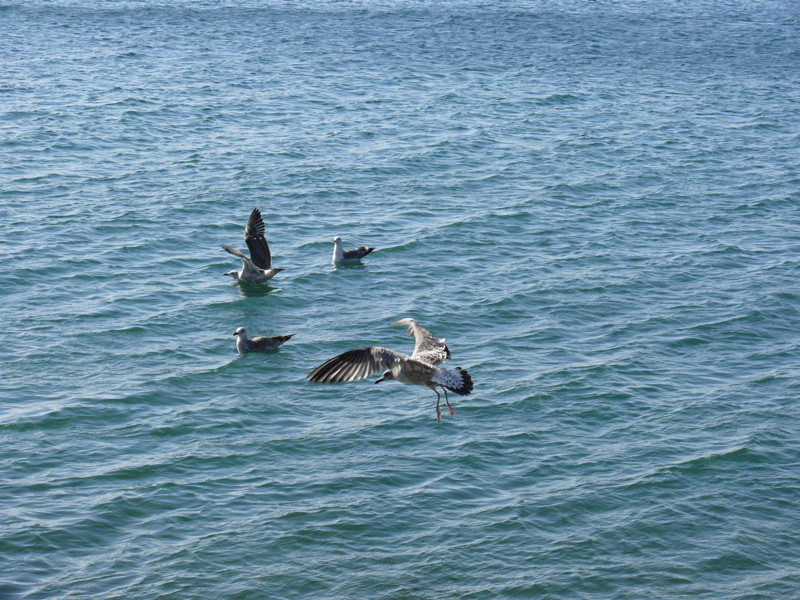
[{"x1": 453, "y1": 367, "x2": 473, "y2": 396}]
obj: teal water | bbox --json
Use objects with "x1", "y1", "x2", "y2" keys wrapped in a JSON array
[{"x1": 2, "y1": 1, "x2": 800, "y2": 598}]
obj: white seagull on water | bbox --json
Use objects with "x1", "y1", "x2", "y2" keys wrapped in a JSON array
[
  {"x1": 222, "y1": 208, "x2": 284, "y2": 282},
  {"x1": 233, "y1": 327, "x2": 295, "y2": 353},
  {"x1": 307, "y1": 318, "x2": 473, "y2": 421},
  {"x1": 332, "y1": 236, "x2": 375, "y2": 263}
]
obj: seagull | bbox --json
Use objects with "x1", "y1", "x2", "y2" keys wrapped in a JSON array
[
  {"x1": 233, "y1": 327, "x2": 295, "y2": 353},
  {"x1": 307, "y1": 318, "x2": 472, "y2": 421},
  {"x1": 332, "y1": 236, "x2": 375, "y2": 263},
  {"x1": 222, "y1": 208, "x2": 284, "y2": 282}
]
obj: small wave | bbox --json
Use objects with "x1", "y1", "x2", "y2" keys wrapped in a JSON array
[
  {"x1": 0, "y1": 402, "x2": 125, "y2": 433},
  {"x1": 666, "y1": 335, "x2": 710, "y2": 348},
  {"x1": 671, "y1": 446, "x2": 765, "y2": 476},
  {"x1": 534, "y1": 92, "x2": 586, "y2": 106},
  {"x1": 370, "y1": 238, "x2": 420, "y2": 254}
]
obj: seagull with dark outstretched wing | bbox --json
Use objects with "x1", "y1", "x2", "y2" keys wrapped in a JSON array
[
  {"x1": 307, "y1": 318, "x2": 472, "y2": 421},
  {"x1": 233, "y1": 327, "x2": 295, "y2": 353},
  {"x1": 332, "y1": 236, "x2": 375, "y2": 263},
  {"x1": 222, "y1": 208, "x2": 284, "y2": 282}
]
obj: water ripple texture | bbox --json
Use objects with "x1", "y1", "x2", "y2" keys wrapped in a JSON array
[{"x1": 2, "y1": 1, "x2": 799, "y2": 599}]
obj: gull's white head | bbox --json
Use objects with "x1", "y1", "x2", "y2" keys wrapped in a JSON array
[
  {"x1": 375, "y1": 369, "x2": 395, "y2": 384},
  {"x1": 333, "y1": 236, "x2": 342, "y2": 243},
  {"x1": 233, "y1": 327, "x2": 247, "y2": 337}
]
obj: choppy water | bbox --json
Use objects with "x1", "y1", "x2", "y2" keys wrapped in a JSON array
[{"x1": 2, "y1": 1, "x2": 800, "y2": 598}]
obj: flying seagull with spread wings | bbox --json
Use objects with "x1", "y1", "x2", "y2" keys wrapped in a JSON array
[
  {"x1": 233, "y1": 327, "x2": 295, "y2": 353},
  {"x1": 307, "y1": 318, "x2": 472, "y2": 421},
  {"x1": 222, "y1": 208, "x2": 284, "y2": 282},
  {"x1": 332, "y1": 236, "x2": 375, "y2": 263}
]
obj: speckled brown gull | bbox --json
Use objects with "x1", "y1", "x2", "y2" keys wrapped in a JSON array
[
  {"x1": 222, "y1": 208, "x2": 284, "y2": 282},
  {"x1": 332, "y1": 236, "x2": 375, "y2": 263},
  {"x1": 233, "y1": 327, "x2": 295, "y2": 353},
  {"x1": 307, "y1": 318, "x2": 472, "y2": 421}
]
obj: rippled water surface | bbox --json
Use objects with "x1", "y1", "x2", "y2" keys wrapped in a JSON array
[{"x1": 2, "y1": 1, "x2": 800, "y2": 598}]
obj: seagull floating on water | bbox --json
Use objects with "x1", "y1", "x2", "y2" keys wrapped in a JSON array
[
  {"x1": 307, "y1": 318, "x2": 472, "y2": 421},
  {"x1": 222, "y1": 208, "x2": 284, "y2": 282},
  {"x1": 233, "y1": 327, "x2": 295, "y2": 353},
  {"x1": 332, "y1": 236, "x2": 375, "y2": 263}
]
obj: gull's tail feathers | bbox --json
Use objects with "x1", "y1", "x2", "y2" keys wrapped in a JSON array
[{"x1": 434, "y1": 367, "x2": 473, "y2": 396}]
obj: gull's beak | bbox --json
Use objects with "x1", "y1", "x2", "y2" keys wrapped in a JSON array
[
  {"x1": 375, "y1": 375, "x2": 385, "y2": 384},
  {"x1": 232, "y1": 332, "x2": 238, "y2": 336}
]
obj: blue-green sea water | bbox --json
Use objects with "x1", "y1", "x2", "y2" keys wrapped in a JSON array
[{"x1": 2, "y1": 1, "x2": 799, "y2": 598}]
